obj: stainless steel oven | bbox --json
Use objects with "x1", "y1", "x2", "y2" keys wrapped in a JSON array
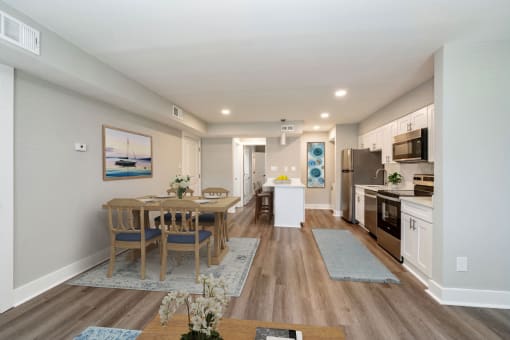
[
  {"x1": 377, "y1": 194, "x2": 402, "y2": 261},
  {"x1": 393, "y1": 128, "x2": 428, "y2": 162}
]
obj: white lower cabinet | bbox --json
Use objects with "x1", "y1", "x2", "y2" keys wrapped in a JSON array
[
  {"x1": 402, "y1": 201, "x2": 433, "y2": 284},
  {"x1": 355, "y1": 187, "x2": 365, "y2": 226}
]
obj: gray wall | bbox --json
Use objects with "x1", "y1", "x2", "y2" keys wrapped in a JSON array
[
  {"x1": 333, "y1": 124, "x2": 359, "y2": 213},
  {"x1": 265, "y1": 137, "x2": 301, "y2": 178},
  {"x1": 14, "y1": 71, "x2": 182, "y2": 287},
  {"x1": 433, "y1": 41, "x2": 510, "y2": 291},
  {"x1": 358, "y1": 79, "x2": 434, "y2": 135},
  {"x1": 300, "y1": 132, "x2": 335, "y2": 206},
  {"x1": 201, "y1": 138, "x2": 234, "y2": 193}
]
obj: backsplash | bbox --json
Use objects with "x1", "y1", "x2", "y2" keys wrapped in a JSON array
[{"x1": 384, "y1": 162, "x2": 434, "y2": 188}]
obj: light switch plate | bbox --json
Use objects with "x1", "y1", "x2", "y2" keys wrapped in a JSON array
[
  {"x1": 74, "y1": 143, "x2": 87, "y2": 152},
  {"x1": 456, "y1": 256, "x2": 468, "y2": 272}
]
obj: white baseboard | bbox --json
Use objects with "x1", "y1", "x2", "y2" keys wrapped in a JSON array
[
  {"x1": 403, "y1": 262, "x2": 429, "y2": 288},
  {"x1": 426, "y1": 280, "x2": 510, "y2": 309},
  {"x1": 13, "y1": 247, "x2": 110, "y2": 307},
  {"x1": 305, "y1": 204, "x2": 332, "y2": 210},
  {"x1": 332, "y1": 209, "x2": 341, "y2": 217}
]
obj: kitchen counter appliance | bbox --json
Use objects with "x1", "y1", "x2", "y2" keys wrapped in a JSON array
[
  {"x1": 341, "y1": 149, "x2": 383, "y2": 223},
  {"x1": 376, "y1": 174, "x2": 434, "y2": 261},
  {"x1": 393, "y1": 128, "x2": 428, "y2": 162}
]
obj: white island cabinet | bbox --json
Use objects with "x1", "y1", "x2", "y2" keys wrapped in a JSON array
[{"x1": 263, "y1": 178, "x2": 305, "y2": 228}]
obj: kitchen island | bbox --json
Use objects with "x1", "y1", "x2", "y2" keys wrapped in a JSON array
[{"x1": 263, "y1": 178, "x2": 305, "y2": 228}]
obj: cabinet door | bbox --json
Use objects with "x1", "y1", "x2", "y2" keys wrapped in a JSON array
[
  {"x1": 416, "y1": 218, "x2": 433, "y2": 276},
  {"x1": 402, "y1": 213, "x2": 417, "y2": 263},
  {"x1": 397, "y1": 115, "x2": 412, "y2": 134},
  {"x1": 382, "y1": 122, "x2": 397, "y2": 164},
  {"x1": 411, "y1": 107, "x2": 428, "y2": 130},
  {"x1": 358, "y1": 135, "x2": 365, "y2": 149},
  {"x1": 373, "y1": 127, "x2": 383, "y2": 151},
  {"x1": 355, "y1": 190, "x2": 365, "y2": 226},
  {"x1": 427, "y1": 104, "x2": 434, "y2": 162}
]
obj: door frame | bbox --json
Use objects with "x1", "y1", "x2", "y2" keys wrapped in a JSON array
[
  {"x1": 232, "y1": 139, "x2": 243, "y2": 208},
  {"x1": 0, "y1": 64, "x2": 14, "y2": 313},
  {"x1": 181, "y1": 132, "x2": 201, "y2": 195}
]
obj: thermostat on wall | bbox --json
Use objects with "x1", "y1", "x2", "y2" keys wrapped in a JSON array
[{"x1": 74, "y1": 143, "x2": 87, "y2": 152}]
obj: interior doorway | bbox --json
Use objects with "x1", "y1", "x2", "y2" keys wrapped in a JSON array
[
  {"x1": 181, "y1": 134, "x2": 201, "y2": 195},
  {"x1": 233, "y1": 138, "x2": 266, "y2": 206},
  {"x1": 0, "y1": 64, "x2": 14, "y2": 312}
]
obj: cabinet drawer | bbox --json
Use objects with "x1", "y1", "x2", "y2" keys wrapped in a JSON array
[{"x1": 401, "y1": 201, "x2": 433, "y2": 223}]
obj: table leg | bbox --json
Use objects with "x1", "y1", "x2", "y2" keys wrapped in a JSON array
[{"x1": 211, "y1": 212, "x2": 229, "y2": 265}]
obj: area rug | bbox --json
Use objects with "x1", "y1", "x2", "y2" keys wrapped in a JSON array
[
  {"x1": 68, "y1": 237, "x2": 259, "y2": 296},
  {"x1": 74, "y1": 327, "x2": 141, "y2": 340},
  {"x1": 312, "y1": 229, "x2": 400, "y2": 284}
]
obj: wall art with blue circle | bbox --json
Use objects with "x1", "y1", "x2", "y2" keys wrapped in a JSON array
[{"x1": 307, "y1": 142, "x2": 325, "y2": 188}]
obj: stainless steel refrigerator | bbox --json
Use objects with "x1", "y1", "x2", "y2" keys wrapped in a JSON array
[{"x1": 341, "y1": 149, "x2": 383, "y2": 223}]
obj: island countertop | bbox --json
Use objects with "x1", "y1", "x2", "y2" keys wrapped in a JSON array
[{"x1": 263, "y1": 178, "x2": 305, "y2": 188}]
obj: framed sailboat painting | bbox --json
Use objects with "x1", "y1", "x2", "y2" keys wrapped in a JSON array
[{"x1": 102, "y1": 125, "x2": 153, "y2": 180}]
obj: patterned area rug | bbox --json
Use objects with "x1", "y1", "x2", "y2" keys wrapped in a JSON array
[
  {"x1": 312, "y1": 229, "x2": 400, "y2": 284},
  {"x1": 74, "y1": 327, "x2": 141, "y2": 340},
  {"x1": 68, "y1": 237, "x2": 259, "y2": 296}
]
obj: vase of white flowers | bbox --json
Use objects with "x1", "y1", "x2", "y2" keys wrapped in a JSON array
[
  {"x1": 171, "y1": 175, "x2": 191, "y2": 199},
  {"x1": 159, "y1": 275, "x2": 229, "y2": 340}
]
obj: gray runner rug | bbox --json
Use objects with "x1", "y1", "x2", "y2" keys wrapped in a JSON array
[{"x1": 312, "y1": 229, "x2": 399, "y2": 284}]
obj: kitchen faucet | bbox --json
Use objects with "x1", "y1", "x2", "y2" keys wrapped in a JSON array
[{"x1": 374, "y1": 168, "x2": 387, "y2": 185}]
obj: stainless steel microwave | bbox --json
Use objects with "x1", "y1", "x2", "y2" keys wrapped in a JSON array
[{"x1": 393, "y1": 128, "x2": 428, "y2": 162}]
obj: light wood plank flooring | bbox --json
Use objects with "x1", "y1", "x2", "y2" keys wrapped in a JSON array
[{"x1": 1, "y1": 203, "x2": 509, "y2": 339}]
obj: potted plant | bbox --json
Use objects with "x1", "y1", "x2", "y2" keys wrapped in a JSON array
[
  {"x1": 159, "y1": 275, "x2": 229, "y2": 340},
  {"x1": 171, "y1": 175, "x2": 191, "y2": 199},
  {"x1": 387, "y1": 172, "x2": 403, "y2": 188}
]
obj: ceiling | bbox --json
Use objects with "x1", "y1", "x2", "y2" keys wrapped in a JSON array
[{"x1": 5, "y1": 0, "x2": 510, "y2": 132}]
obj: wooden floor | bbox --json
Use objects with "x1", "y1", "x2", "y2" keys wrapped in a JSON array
[{"x1": 1, "y1": 202, "x2": 509, "y2": 339}]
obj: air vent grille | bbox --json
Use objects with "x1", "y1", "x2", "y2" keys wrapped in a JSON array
[
  {"x1": 281, "y1": 124, "x2": 295, "y2": 132},
  {"x1": 172, "y1": 105, "x2": 184, "y2": 120},
  {"x1": 0, "y1": 10, "x2": 40, "y2": 55}
]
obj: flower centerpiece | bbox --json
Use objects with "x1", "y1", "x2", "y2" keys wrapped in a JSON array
[
  {"x1": 171, "y1": 175, "x2": 191, "y2": 199},
  {"x1": 159, "y1": 275, "x2": 229, "y2": 340}
]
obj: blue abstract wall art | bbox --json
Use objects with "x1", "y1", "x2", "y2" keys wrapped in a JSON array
[{"x1": 307, "y1": 142, "x2": 325, "y2": 188}]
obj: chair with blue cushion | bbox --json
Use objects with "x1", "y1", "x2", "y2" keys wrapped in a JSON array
[
  {"x1": 198, "y1": 187, "x2": 230, "y2": 240},
  {"x1": 106, "y1": 199, "x2": 161, "y2": 280},
  {"x1": 159, "y1": 199, "x2": 211, "y2": 282}
]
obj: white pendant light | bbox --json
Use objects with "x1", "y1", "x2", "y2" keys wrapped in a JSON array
[{"x1": 280, "y1": 132, "x2": 286, "y2": 145}]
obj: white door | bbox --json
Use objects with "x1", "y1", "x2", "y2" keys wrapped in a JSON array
[
  {"x1": 253, "y1": 151, "x2": 266, "y2": 186},
  {"x1": 182, "y1": 136, "x2": 201, "y2": 195},
  {"x1": 243, "y1": 146, "x2": 253, "y2": 205},
  {"x1": 232, "y1": 140, "x2": 243, "y2": 208},
  {"x1": 0, "y1": 64, "x2": 14, "y2": 312}
]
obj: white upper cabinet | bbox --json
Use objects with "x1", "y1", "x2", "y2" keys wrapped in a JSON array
[
  {"x1": 382, "y1": 121, "x2": 397, "y2": 164},
  {"x1": 363, "y1": 127, "x2": 383, "y2": 152},
  {"x1": 358, "y1": 135, "x2": 365, "y2": 149},
  {"x1": 397, "y1": 107, "x2": 429, "y2": 134}
]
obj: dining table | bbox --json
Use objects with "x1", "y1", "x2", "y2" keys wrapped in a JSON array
[{"x1": 103, "y1": 195, "x2": 240, "y2": 265}]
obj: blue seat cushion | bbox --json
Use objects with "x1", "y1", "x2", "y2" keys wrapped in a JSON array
[
  {"x1": 154, "y1": 212, "x2": 189, "y2": 224},
  {"x1": 197, "y1": 213, "x2": 216, "y2": 224},
  {"x1": 116, "y1": 228, "x2": 161, "y2": 242},
  {"x1": 167, "y1": 230, "x2": 212, "y2": 244}
]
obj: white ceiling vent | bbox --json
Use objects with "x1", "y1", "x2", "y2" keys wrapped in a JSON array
[
  {"x1": 0, "y1": 10, "x2": 40, "y2": 55},
  {"x1": 172, "y1": 105, "x2": 184, "y2": 121},
  {"x1": 281, "y1": 124, "x2": 295, "y2": 133}
]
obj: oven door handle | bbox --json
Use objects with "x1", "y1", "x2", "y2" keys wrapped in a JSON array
[{"x1": 377, "y1": 194, "x2": 401, "y2": 202}]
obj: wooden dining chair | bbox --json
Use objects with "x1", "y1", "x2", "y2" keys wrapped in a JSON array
[
  {"x1": 166, "y1": 187, "x2": 194, "y2": 196},
  {"x1": 199, "y1": 187, "x2": 231, "y2": 241},
  {"x1": 159, "y1": 199, "x2": 212, "y2": 282},
  {"x1": 106, "y1": 199, "x2": 161, "y2": 279}
]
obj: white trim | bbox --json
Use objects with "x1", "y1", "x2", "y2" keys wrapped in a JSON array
[
  {"x1": 0, "y1": 64, "x2": 14, "y2": 313},
  {"x1": 13, "y1": 247, "x2": 110, "y2": 307},
  {"x1": 426, "y1": 280, "x2": 510, "y2": 309},
  {"x1": 181, "y1": 132, "x2": 202, "y2": 195},
  {"x1": 305, "y1": 204, "x2": 332, "y2": 210},
  {"x1": 403, "y1": 262, "x2": 429, "y2": 288},
  {"x1": 332, "y1": 209, "x2": 341, "y2": 217}
]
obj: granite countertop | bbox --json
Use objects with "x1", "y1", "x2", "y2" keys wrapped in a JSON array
[
  {"x1": 355, "y1": 184, "x2": 413, "y2": 191},
  {"x1": 400, "y1": 196, "x2": 433, "y2": 209}
]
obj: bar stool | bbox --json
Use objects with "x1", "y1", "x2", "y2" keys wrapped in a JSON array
[{"x1": 255, "y1": 188, "x2": 273, "y2": 223}]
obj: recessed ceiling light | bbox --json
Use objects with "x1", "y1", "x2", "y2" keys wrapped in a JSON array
[
  {"x1": 313, "y1": 125, "x2": 321, "y2": 130},
  {"x1": 221, "y1": 109, "x2": 231, "y2": 115},
  {"x1": 320, "y1": 112, "x2": 330, "y2": 119},
  {"x1": 334, "y1": 89, "x2": 347, "y2": 97}
]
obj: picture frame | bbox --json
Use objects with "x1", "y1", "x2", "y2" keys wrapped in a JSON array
[
  {"x1": 102, "y1": 125, "x2": 153, "y2": 181},
  {"x1": 307, "y1": 142, "x2": 325, "y2": 188}
]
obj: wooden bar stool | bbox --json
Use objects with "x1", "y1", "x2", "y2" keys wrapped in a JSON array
[{"x1": 254, "y1": 188, "x2": 273, "y2": 223}]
